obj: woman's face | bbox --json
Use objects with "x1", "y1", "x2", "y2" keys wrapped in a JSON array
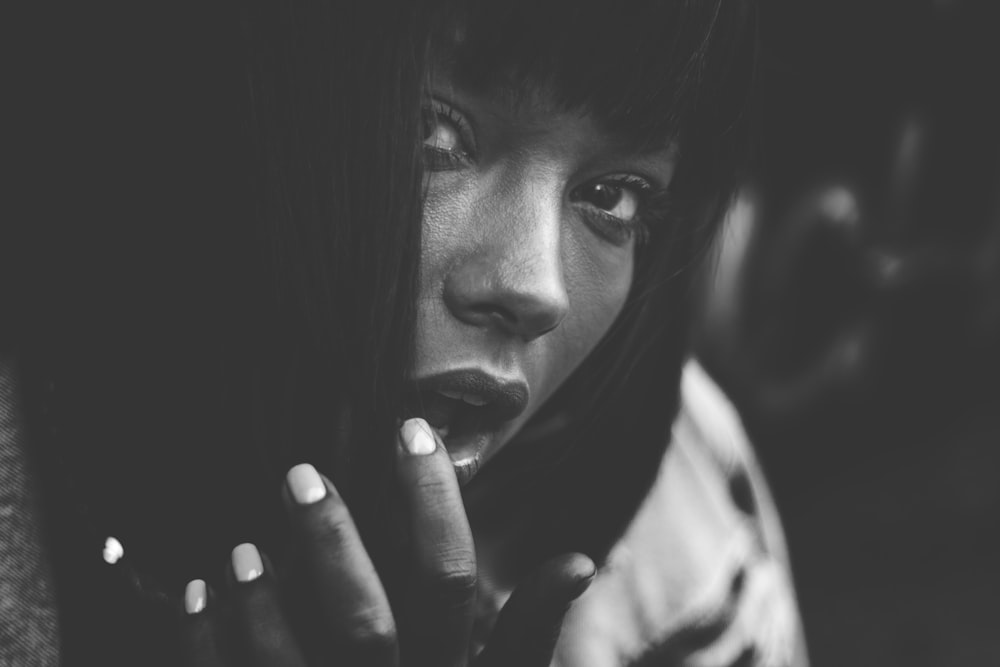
[{"x1": 411, "y1": 71, "x2": 677, "y2": 484}]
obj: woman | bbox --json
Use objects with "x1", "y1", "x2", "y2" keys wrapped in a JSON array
[{"x1": 4, "y1": 0, "x2": 804, "y2": 664}]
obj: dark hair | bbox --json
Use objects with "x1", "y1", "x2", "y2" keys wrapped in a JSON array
[
  {"x1": 445, "y1": 0, "x2": 760, "y2": 568},
  {"x1": 20, "y1": 0, "x2": 431, "y2": 661},
  {"x1": 18, "y1": 0, "x2": 756, "y2": 661}
]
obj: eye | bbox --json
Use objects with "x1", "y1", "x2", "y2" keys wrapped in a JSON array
[
  {"x1": 421, "y1": 100, "x2": 473, "y2": 170},
  {"x1": 575, "y1": 182, "x2": 641, "y2": 222},
  {"x1": 423, "y1": 117, "x2": 461, "y2": 152},
  {"x1": 570, "y1": 174, "x2": 655, "y2": 245}
]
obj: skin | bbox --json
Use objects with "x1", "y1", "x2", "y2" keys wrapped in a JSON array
[
  {"x1": 179, "y1": 74, "x2": 677, "y2": 666},
  {"x1": 416, "y1": 72, "x2": 678, "y2": 469}
]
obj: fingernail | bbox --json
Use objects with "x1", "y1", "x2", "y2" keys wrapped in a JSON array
[
  {"x1": 565, "y1": 554, "x2": 597, "y2": 600},
  {"x1": 102, "y1": 536, "x2": 124, "y2": 565},
  {"x1": 232, "y1": 543, "x2": 264, "y2": 583},
  {"x1": 184, "y1": 579, "x2": 207, "y2": 614},
  {"x1": 399, "y1": 418, "x2": 436, "y2": 456},
  {"x1": 571, "y1": 570, "x2": 596, "y2": 600},
  {"x1": 286, "y1": 463, "x2": 326, "y2": 505}
]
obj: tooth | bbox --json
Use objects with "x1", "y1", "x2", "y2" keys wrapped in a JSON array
[
  {"x1": 439, "y1": 389, "x2": 463, "y2": 400},
  {"x1": 462, "y1": 394, "x2": 488, "y2": 406},
  {"x1": 432, "y1": 425, "x2": 450, "y2": 439}
]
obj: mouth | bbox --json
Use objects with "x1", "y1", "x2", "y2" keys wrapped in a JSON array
[{"x1": 405, "y1": 369, "x2": 530, "y2": 485}]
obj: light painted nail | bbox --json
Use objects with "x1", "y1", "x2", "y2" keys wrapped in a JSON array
[
  {"x1": 287, "y1": 463, "x2": 326, "y2": 505},
  {"x1": 400, "y1": 418, "x2": 436, "y2": 456},
  {"x1": 184, "y1": 579, "x2": 207, "y2": 614},
  {"x1": 102, "y1": 536, "x2": 124, "y2": 565},
  {"x1": 232, "y1": 543, "x2": 264, "y2": 583}
]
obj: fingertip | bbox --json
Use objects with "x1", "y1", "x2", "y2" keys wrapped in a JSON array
[
  {"x1": 563, "y1": 553, "x2": 596, "y2": 600},
  {"x1": 286, "y1": 463, "x2": 327, "y2": 505},
  {"x1": 561, "y1": 552, "x2": 596, "y2": 579},
  {"x1": 178, "y1": 578, "x2": 227, "y2": 667},
  {"x1": 184, "y1": 578, "x2": 208, "y2": 615},
  {"x1": 399, "y1": 417, "x2": 437, "y2": 456},
  {"x1": 479, "y1": 553, "x2": 595, "y2": 667},
  {"x1": 543, "y1": 553, "x2": 595, "y2": 602},
  {"x1": 232, "y1": 543, "x2": 264, "y2": 583}
]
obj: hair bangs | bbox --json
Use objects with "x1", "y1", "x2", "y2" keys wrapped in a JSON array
[{"x1": 433, "y1": 0, "x2": 753, "y2": 153}]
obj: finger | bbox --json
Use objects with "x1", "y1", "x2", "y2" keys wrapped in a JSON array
[
  {"x1": 178, "y1": 579, "x2": 227, "y2": 667},
  {"x1": 477, "y1": 553, "x2": 595, "y2": 667},
  {"x1": 227, "y1": 543, "x2": 308, "y2": 667},
  {"x1": 396, "y1": 418, "x2": 477, "y2": 667},
  {"x1": 283, "y1": 464, "x2": 399, "y2": 666},
  {"x1": 885, "y1": 111, "x2": 929, "y2": 239}
]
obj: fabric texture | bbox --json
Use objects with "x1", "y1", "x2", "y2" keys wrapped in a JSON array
[
  {"x1": 0, "y1": 356, "x2": 805, "y2": 666},
  {"x1": 548, "y1": 360, "x2": 808, "y2": 666},
  {"x1": 0, "y1": 356, "x2": 60, "y2": 666}
]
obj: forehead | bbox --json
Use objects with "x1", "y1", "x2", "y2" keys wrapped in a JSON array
[
  {"x1": 426, "y1": 14, "x2": 696, "y2": 151},
  {"x1": 429, "y1": 61, "x2": 678, "y2": 156},
  {"x1": 430, "y1": 63, "x2": 570, "y2": 124},
  {"x1": 426, "y1": 0, "x2": 755, "y2": 161}
]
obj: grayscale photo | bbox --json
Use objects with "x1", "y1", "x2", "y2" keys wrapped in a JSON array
[{"x1": 3, "y1": 1, "x2": 997, "y2": 665}]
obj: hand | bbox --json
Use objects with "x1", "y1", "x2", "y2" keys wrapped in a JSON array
[{"x1": 178, "y1": 418, "x2": 595, "y2": 666}]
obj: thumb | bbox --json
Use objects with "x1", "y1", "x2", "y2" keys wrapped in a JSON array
[{"x1": 476, "y1": 553, "x2": 595, "y2": 667}]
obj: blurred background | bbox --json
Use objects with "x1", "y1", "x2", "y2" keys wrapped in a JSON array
[
  {"x1": 5, "y1": 1, "x2": 998, "y2": 665},
  {"x1": 693, "y1": 1, "x2": 1000, "y2": 665}
]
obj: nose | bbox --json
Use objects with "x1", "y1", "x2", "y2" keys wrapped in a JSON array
[{"x1": 443, "y1": 191, "x2": 570, "y2": 342}]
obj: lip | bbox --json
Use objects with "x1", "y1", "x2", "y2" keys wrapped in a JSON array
[
  {"x1": 414, "y1": 369, "x2": 530, "y2": 423},
  {"x1": 407, "y1": 368, "x2": 530, "y2": 483},
  {"x1": 450, "y1": 450, "x2": 483, "y2": 487}
]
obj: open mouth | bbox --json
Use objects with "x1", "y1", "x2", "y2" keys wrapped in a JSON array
[{"x1": 405, "y1": 369, "x2": 530, "y2": 484}]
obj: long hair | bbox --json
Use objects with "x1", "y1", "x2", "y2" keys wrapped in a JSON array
[
  {"x1": 18, "y1": 0, "x2": 756, "y2": 661},
  {"x1": 19, "y1": 0, "x2": 429, "y2": 662},
  {"x1": 450, "y1": 0, "x2": 760, "y2": 568}
]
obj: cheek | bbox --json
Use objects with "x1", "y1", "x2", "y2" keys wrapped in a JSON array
[
  {"x1": 553, "y1": 239, "x2": 635, "y2": 371},
  {"x1": 413, "y1": 175, "x2": 482, "y2": 368},
  {"x1": 420, "y1": 176, "x2": 472, "y2": 279}
]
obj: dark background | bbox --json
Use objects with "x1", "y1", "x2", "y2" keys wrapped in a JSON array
[
  {"x1": 6, "y1": 2, "x2": 998, "y2": 665},
  {"x1": 696, "y1": 1, "x2": 1000, "y2": 665}
]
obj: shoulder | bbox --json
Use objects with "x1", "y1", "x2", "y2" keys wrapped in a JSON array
[{"x1": 552, "y1": 359, "x2": 809, "y2": 667}]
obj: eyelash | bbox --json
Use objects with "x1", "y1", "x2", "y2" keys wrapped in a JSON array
[
  {"x1": 575, "y1": 176, "x2": 672, "y2": 247},
  {"x1": 421, "y1": 98, "x2": 672, "y2": 246},
  {"x1": 421, "y1": 100, "x2": 474, "y2": 171}
]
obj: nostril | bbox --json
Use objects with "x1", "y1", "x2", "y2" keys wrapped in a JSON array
[
  {"x1": 467, "y1": 303, "x2": 515, "y2": 322},
  {"x1": 465, "y1": 302, "x2": 561, "y2": 341},
  {"x1": 447, "y1": 290, "x2": 565, "y2": 341},
  {"x1": 514, "y1": 297, "x2": 565, "y2": 340},
  {"x1": 443, "y1": 252, "x2": 569, "y2": 341},
  {"x1": 464, "y1": 303, "x2": 519, "y2": 330}
]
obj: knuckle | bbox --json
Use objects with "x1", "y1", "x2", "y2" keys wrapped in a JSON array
[
  {"x1": 300, "y1": 499, "x2": 359, "y2": 547},
  {"x1": 312, "y1": 495, "x2": 355, "y2": 531},
  {"x1": 343, "y1": 609, "x2": 398, "y2": 659},
  {"x1": 429, "y1": 555, "x2": 478, "y2": 605},
  {"x1": 412, "y1": 468, "x2": 453, "y2": 497}
]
